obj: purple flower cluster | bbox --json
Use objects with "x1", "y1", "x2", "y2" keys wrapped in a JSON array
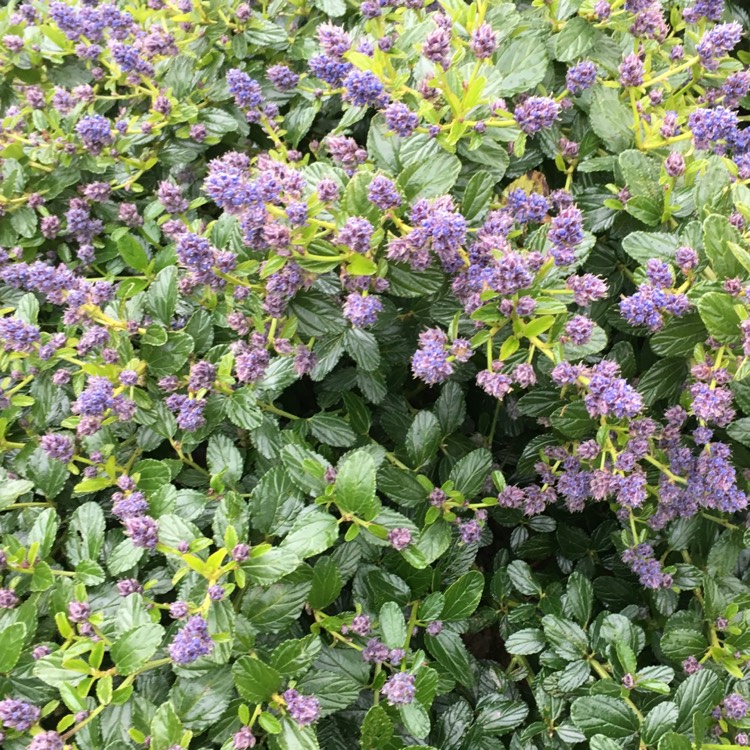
[
  {"x1": 584, "y1": 361, "x2": 643, "y2": 419},
  {"x1": 0, "y1": 318, "x2": 41, "y2": 353},
  {"x1": 75, "y1": 114, "x2": 114, "y2": 153},
  {"x1": 622, "y1": 544, "x2": 672, "y2": 589},
  {"x1": 697, "y1": 23, "x2": 743, "y2": 70},
  {"x1": 387, "y1": 196, "x2": 467, "y2": 272},
  {"x1": 548, "y1": 206, "x2": 584, "y2": 266},
  {"x1": 166, "y1": 395, "x2": 207, "y2": 431},
  {"x1": 40, "y1": 434, "x2": 74, "y2": 463},
  {"x1": 226, "y1": 68, "x2": 263, "y2": 111},
  {"x1": 343, "y1": 293, "x2": 382, "y2": 328},
  {"x1": 411, "y1": 328, "x2": 472, "y2": 385},
  {"x1": 723, "y1": 694, "x2": 750, "y2": 720},
  {"x1": 0, "y1": 698, "x2": 41, "y2": 731},
  {"x1": 168, "y1": 615, "x2": 214, "y2": 664},
  {"x1": 514, "y1": 97, "x2": 561, "y2": 134},
  {"x1": 387, "y1": 527, "x2": 412, "y2": 550},
  {"x1": 343, "y1": 69, "x2": 388, "y2": 108},
  {"x1": 381, "y1": 672, "x2": 416, "y2": 705},
  {"x1": 619, "y1": 53, "x2": 644, "y2": 87},
  {"x1": 619, "y1": 262, "x2": 691, "y2": 331},
  {"x1": 283, "y1": 689, "x2": 321, "y2": 726},
  {"x1": 28, "y1": 732, "x2": 64, "y2": 750},
  {"x1": 566, "y1": 61, "x2": 597, "y2": 94}
]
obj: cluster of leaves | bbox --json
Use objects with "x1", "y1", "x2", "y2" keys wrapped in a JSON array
[{"x1": 1, "y1": 0, "x2": 750, "y2": 749}]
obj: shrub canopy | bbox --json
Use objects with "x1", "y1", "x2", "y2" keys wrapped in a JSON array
[{"x1": 1, "y1": 0, "x2": 750, "y2": 749}]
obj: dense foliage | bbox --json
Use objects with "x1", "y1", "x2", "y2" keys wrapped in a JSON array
[{"x1": 1, "y1": 0, "x2": 750, "y2": 748}]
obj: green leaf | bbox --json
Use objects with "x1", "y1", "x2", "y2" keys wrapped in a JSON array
[
  {"x1": 380, "y1": 601, "x2": 407, "y2": 649},
  {"x1": 11, "y1": 206, "x2": 37, "y2": 237},
  {"x1": 588, "y1": 737, "x2": 622, "y2": 750},
  {"x1": 563, "y1": 322, "x2": 607, "y2": 361},
  {"x1": 570, "y1": 696, "x2": 640, "y2": 738},
  {"x1": 425, "y1": 631, "x2": 474, "y2": 687},
  {"x1": 118, "y1": 235, "x2": 150, "y2": 272},
  {"x1": 226, "y1": 387, "x2": 264, "y2": 430},
  {"x1": 271, "y1": 635, "x2": 322, "y2": 678},
  {"x1": 360, "y1": 705, "x2": 394, "y2": 750},
  {"x1": 111, "y1": 623, "x2": 165, "y2": 675},
  {"x1": 554, "y1": 16, "x2": 596, "y2": 61},
  {"x1": 335, "y1": 450, "x2": 379, "y2": 520},
  {"x1": 141, "y1": 331, "x2": 194, "y2": 377},
  {"x1": 637, "y1": 358, "x2": 689, "y2": 406},
  {"x1": 133, "y1": 459, "x2": 171, "y2": 493},
  {"x1": 449, "y1": 449, "x2": 492, "y2": 499},
  {"x1": 27, "y1": 448, "x2": 68, "y2": 499},
  {"x1": 0, "y1": 478, "x2": 34, "y2": 509},
  {"x1": 344, "y1": 328, "x2": 381, "y2": 371},
  {"x1": 507, "y1": 560, "x2": 543, "y2": 596},
  {"x1": 550, "y1": 401, "x2": 595, "y2": 439},
  {"x1": 505, "y1": 628, "x2": 546, "y2": 655},
  {"x1": 282, "y1": 444, "x2": 330, "y2": 496},
  {"x1": 201, "y1": 107, "x2": 240, "y2": 137},
  {"x1": 243, "y1": 567, "x2": 313, "y2": 633},
  {"x1": 651, "y1": 314, "x2": 707, "y2": 357},
  {"x1": 107, "y1": 537, "x2": 144, "y2": 576},
  {"x1": 697, "y1": 291, "x2": 742, "y2": 344},
  {"x1": 476, "y1": 697, "x2": 529, "y2": 734},
  {"x1": 566, "y1": 571, "x2": 593, "y2": 625},
  {"x1": 270, "y1": 719, "x2": 320, "y2": 750},
  {"x1": 495, "y1": 32, "x2": 550, "y2": 96},
  {"x1": 242, "y1": 547, "x2": 301, "y2": 585},
  {"x1": 641, "y1": 702, "x2": 678, "y2": 746},
  {"x1": 308, "y1": 414, "x2": 357, "y2": 448},
  {"x1": 658, "y1": 733, "x2": 692, "y2": 750},
  {"x1": 27, "y1": 507, "x2": 59, "y2": 558},
  {"x1": 0, "y1": 623, "x2": 26, "y2": 671},
  {"x1": 618, "y1": 150, "x2": 662, "y2": 202},
  {"x1": 150, "y1": 701, "x2": 183, "y2": 750},
  {"x1": 65, "y1": 502, "x2": 105, "y2": 565},
  {"x1": 435, "y1": 381, "x2": 466, "y2": 435},
  {"x1": 660, "y1": 628, "x2": 708, "y2": 661},
  {"x1": 621, "y1": 231, "x2": 681, "y2": 265},
  {"x1": 727, "y1": 417, "x2": 750, "y2": 448},
  {"x1": 311, "y1": 0, "x2": 346, "y2": 15},
  {"x1": 457, "y1": 137, "x2": 510, "y2": 179},
  {"x1": 207, "y1": 433, "x2": 243, "y2": 484},
  {"x1": 703, "y1": 214, "x2": 743, "y2": 278},
  {"x1": 233, "y1": 656, "x2": 284, "y2": 703},
  {"x1": 399, "y1": 702, "x2": 431, "y2": 739},
  {"x1": 290, "y1": 291, "x2": 347, "y2": 337},
  {"x1": 694, "y1": 155, "x2": 731, "y2": 214},
  {"x1": 542, "y1": 615, "x2": 588, "y2": 661},
  {"x1": 309, "y1": 556, "x2": 342, "y2": 609},
  {"x1": 674, "y1": 670, "x2": 722, "y2": 733},
  {"x1": 441, "y1": 570, "x2": 484, "y2": 621},
  {"x1": 398, "y1": 151, "x2": 462, "y2": 200},
  {"x1": 281, "y1": 509, "x2": 339, "y2": 559},
  {"x1": 589, "y1": 86, "x2": 634, "y2": 153},
  {"x1": 461, "y1": 170, "x2": 495, "y2": 223},
  {"x1": 170, "y1": 668, "x2": 235, "y2": 732},
  {"x1": 405, "y1": 411, "x2": 442, "y2": 468},
  {"x1": 147, "y1": 266, "x2": 178, "y2": 325}
]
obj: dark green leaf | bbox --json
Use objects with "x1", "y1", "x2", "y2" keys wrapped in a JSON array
[
  {"x1": 441, "y1": 571, "x2": 484, "y2": 621},
  {"x1": 233, "y1": 656, "x2": 284, "y2": 703},
  {"x1": 335, "y1": 450, "x2": 379, "y2": 520},
  {"x1": 309, "y1": 556, "x2": 343, "y2": 609},
  {"x1": 111, "y1": 623, "x2": 165, "y2": 675},
  {"x1": 570, "y1": 696, "x2": 640, "y2": 738},
  {"x1": 405, "y1": 411, "x2": 442, "y2": 468}
]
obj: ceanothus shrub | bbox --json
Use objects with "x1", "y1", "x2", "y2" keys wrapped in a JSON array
[{"x1": 1, "y1": 0, "x2": 750, "y2": 748}]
